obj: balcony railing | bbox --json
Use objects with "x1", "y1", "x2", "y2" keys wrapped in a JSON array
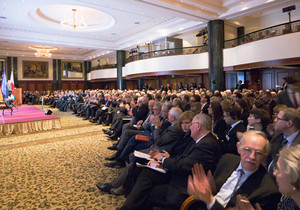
[
  {"x1": 125, "y1": 45, "x2": 208, "y2": 63},
  {"x1": 90, "y1": 20, "x2": 300, "y2": 67},
  {"x1": 91, "y1": 64, "x2": 117, "y2": 71},
  {"x1": 224, "y1": 20, "x2": 300, "y2": 48}
]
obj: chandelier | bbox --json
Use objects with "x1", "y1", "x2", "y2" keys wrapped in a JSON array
[
  {"x1": 61, "y1": 9, "x2": 87, "y2": 30},
  {"x1": 29, "y1": 46, "x2": 57, "y2": 58}
]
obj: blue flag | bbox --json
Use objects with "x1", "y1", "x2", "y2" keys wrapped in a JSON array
[{"x1": 1, "y1": 69, "x2": 9, "y2": 99}]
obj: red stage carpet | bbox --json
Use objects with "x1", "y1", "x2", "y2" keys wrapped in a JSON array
[{"x1": 0, "y1": 105, "x2": 61, "y2": 135}]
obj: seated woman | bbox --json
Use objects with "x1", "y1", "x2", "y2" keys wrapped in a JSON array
[
  {"x1": 96, "y1": 111, "x2": 195, "y2": 196},
  {"x1": 235, "y1": 98, "x2": 250, "y2": 128},
  {"x1": 208, "y1": 101, "x2": 226, "y2": 141}
]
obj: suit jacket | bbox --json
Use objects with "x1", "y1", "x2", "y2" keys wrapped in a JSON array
[
  {"x1": 140, "y1": 111, "x2": 153, "y2": 132},
  {"x1": 132, "y1": 103, "x2": 149, "y2": 125},
  {"x1": 236, "y1": 84, "x2": 246, "y2": 91},
  {"x1": 211, "y1": 154, "x2": 281, "y2": 210},
  {"x1": 222, "y1": 122, "x2": 246, "y2": 155},
  {"x1": 75, "y1": 95, "x2": 84, "y2": 103},
  {"x1": 266, "y1": 131, "x2": 300, "y2": 166},
  {"x1": 202, "y1": 103, "x2": 209, "y2": 115},
  {"x1": 152, "y1": 123, "x2": 183, "y2": 153},
  {"x1": 213, "y1": 119, "x2": 227, "y2": 142},
  {"x1": 182, "y1": 102, "x2": 191, "y2": 112},
  {"x1": 277, "y1": 90, "x2": 294, "y2": 107},
  {"x1": 268, "y1": 99, "x2": 278, "y2": 115},
  {"x1": 241, "y1": 111, "x2": 250, "y2": 128},
  {"x1": 164, "y1": 132, "x2": 223, "y2": 209}
]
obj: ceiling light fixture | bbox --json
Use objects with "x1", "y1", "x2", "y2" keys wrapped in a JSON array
[
  {"x1": 29, "y1": 46, "x2": 57, "y2": 58},
  {"x1": 61, "y1": 9, "x2": 87, "y2": 30}
]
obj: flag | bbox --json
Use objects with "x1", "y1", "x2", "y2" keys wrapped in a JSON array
[
  {"x1": 10, "y1": 70, "x2": 15, "y2": 90},
  {"x1": 1, "y1": 69, "x2": 9, "y2": 99},
  {"x1": 0, "y1": 88, "x2": 3, "y2": 101}
]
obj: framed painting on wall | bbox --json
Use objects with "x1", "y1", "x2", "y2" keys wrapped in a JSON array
[
  {"x1": 23, "y1": 60, "x2": 49, "y2": 78},
  {"x1": 62, "y1": 62, "x2": 83, "y2": 79}
]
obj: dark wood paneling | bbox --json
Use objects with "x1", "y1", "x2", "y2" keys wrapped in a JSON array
[
  {"x1": 227, "y1": 68, "x2": 300, "y2": 91},
  {"x1": 262, "y1": 73, "x2": 272, "y2": 90},
  {"x1": 19, "y1": 80, "x2": 85, "y2": 91},
  {"x1": 46, "y1": 83, "x2": 52, "y2": 91},
  {"x1": 19, "y1": 81, "x2": 53, "y2": 91},
  {"x1": 28, "y1": 83, "x2": 35, "y2": 92},
  {"x1": 17, "y1": 68, "x2": 299, "y2": 92},
  {"x1": 61, "y1": 81, "x2": 85, "y2": 90},
  {"x1": 126, "y1": 80, "x2": 138, "y2": 90},
  {"x1": 37, "y1": 83, "x2": 43, "y2": 91},
  {"x1": 62, "y1": 83, "x2": 69, "y2": 90},
  {"x1": 246, "y1": 70, "x2": 260, "y2": 90}
]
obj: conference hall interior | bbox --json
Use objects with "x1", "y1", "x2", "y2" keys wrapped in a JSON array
[{"x1": 0, "y1": 0, "x2": 300, "y2": 209}]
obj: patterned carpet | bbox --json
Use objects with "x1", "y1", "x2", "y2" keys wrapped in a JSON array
[{"x1": 0, "y1": 105, "x2": 126, "y2": 209}]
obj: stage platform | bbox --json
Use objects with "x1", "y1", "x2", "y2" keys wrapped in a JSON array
[{"x1": 0, "y1": 105, "x2": 61, "y2": 135}]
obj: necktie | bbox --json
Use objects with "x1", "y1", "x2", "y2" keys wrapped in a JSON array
[
  {"x1": 226, "y1": 126, "x2": 232, "y2": 141},
  {"x1": 280, "y1": 138, "x2": 288, "y2": 150},
  {"x1": 232, "y1": 169, "x2": 245, "y2": 195},
  {"x1": 292, "y1": 93, "x2": 299, "y2": 108},
  {"x1": 268, "y1": 138, "x2": 288, "y2": 174},
  {"x1": 215, "y1": 168, "x2": 245, "y2": 207}
]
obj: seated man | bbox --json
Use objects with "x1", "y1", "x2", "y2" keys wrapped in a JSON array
[
  {"x1": 119, "y1": 113, "x2": 223, "y2": 210},
  {"x1": 187, "y1": 130, "x2": 281, "y2": 210},
  {"x1": 104, "y1": 106, "x2": 182, "y2": 168},
  {"x1": 222, "y1": 106, "x2": 246, "y2": 155},
  {"x1": 104, "y1": 101, "x2": 160, "y2": 160},
  {"x1": 266, "y1": 107, "x2": 300, "y2": 173}
]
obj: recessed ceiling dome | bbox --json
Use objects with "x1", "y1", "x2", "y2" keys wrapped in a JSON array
[{"x1": 28, "y1": 4, "x2": 116, "y2": 32}]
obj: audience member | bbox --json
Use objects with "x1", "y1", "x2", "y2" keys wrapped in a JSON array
[
  {"x1": 187, "y1": 130, "x2": 280, "y2": 209},
  {"x1": 234, "y1": 145, "x2": 300, "y2": 210},
  {"x1": 277, "y1": 75, "x2": 300, "y2": 109},
  {"x1": 119, "y1": 113, "x2": 222, "y2": 209},
  {"x1": 266, "y1": 107, "x2": 300, "y2": 174},
  {"x1": 222, "y1": 106, "x2": 246, "y2": 154}
]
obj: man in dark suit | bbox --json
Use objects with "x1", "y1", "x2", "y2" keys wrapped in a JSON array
[
  {"x1": 164, "y1": 83, "x2": 172, "y2": 91},
  {"x1": 222, "y1": 106, "x2": 246, "y2": 155},
  {"x1": 119, "y1": 113, "x2": 223, "y2": 210},
  {"x1": 262, "y1": 91, "x2": 278, "y2": 116},
  {"x1": 277, "y1": 75, "x2": 300, "y2": 109},
  {"x1": 266, "y1": 107, "x2": 300, "y2": 172},
  {"x1": 235, "y1": 80, "x2": 246, "y2": 91},
  {"x1": 281, "y1": 77, "x2": 287, "y2": 90},
  {"x1": 200, "y1": 94, "x2": 210, "y2": 115},
  {"x1": 108, "y1": 99, "x2": 156, "y2": 151},
  {"x1": 108, "y1": 95, "x2": 151, "y2": 140},
  {"x1": 187, "y1": 130, "x2": 281, "y2": 210}
]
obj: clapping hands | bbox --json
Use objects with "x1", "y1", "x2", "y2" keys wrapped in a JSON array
[{"x1": 187, "y1": 164, "x2": 216, "y2": 205}]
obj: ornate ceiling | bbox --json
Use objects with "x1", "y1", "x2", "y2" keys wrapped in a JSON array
[{"x1": 0, "y1": 0, "x2": 298, "y2": 60}]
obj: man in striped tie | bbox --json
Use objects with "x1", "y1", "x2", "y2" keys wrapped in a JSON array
[{"x1": 187, "y1": 130, "x2": 281, "y2": 209}]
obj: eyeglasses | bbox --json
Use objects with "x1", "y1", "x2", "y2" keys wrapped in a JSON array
[
  {"x1": 276, "y1": 116, "x2": 289, "y2": 121},
  {"x1": 242, "y1": 147, "x2": 266, "y2": 158}
]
